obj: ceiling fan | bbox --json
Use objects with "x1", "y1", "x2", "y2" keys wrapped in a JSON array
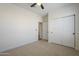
[{"x1": 30, "y1": 3, "x2": 44, "y2": 9}]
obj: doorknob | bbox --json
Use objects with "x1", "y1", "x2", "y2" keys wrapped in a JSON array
[{"x1": 73, "y1": 33, "x2": 75, "y2": 35}]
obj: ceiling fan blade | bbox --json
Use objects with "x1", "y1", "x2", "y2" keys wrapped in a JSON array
[
  {"x1": 30, "y1": 3, "x2": 37, "y2": 7},
  {"x1": 41, "y1": 4, "x2": 44, "y2": 9}
]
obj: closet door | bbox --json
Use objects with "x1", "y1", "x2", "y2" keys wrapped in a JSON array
[{"x1": 52, "y1": 15, "x2": 74, "y2": 48}]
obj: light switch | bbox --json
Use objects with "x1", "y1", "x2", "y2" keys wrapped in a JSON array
[{"x1": 35, "y1": 29, "x2": 37, "y2": 31}]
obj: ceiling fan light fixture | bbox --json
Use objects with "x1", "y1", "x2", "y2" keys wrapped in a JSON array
[{"x1": 37, "y1": 3, "x2": 41, "y2": 6}]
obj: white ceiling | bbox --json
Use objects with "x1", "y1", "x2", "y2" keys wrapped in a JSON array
[{"x1": 14, "y1": 3, "x2": 79, "y2": 17}]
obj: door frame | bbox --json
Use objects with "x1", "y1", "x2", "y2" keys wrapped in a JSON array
[
  {"x1": 38, "y1": 22, "x2": 43, "y2": 40},
  {"x1": 74, "y1": 14, "x2": 76, "y2": 49}
]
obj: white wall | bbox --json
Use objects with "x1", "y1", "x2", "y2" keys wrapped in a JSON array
[
  {"x1": 0, "y1": 4, "x2": 42, "y2": 52},
  {"x1": 48, "y1": 4, "x2": 79, "y2": 50}
]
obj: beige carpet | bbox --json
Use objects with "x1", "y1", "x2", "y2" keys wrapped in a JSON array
[{"x1": 1, "y1": 40, "x2": 79, "y2": 56}]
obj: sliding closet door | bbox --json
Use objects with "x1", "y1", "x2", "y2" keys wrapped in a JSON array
[{"x1": 52, "y1": 15, "x2": 74, "y2": 48}]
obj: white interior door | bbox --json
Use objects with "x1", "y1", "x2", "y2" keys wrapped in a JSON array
[{"x1": 51, "y1": 15, "x2": 74, "y2": 48}]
